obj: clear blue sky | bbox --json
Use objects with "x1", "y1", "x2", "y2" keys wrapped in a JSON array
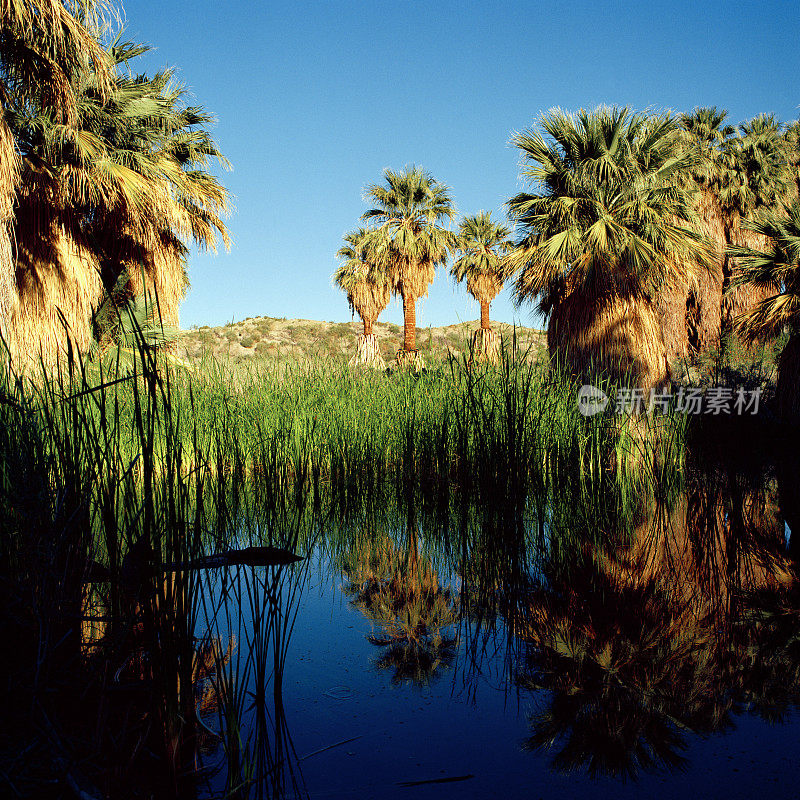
[{"x1": 122, "y1": 0, "x2": 799, "y2": 330}]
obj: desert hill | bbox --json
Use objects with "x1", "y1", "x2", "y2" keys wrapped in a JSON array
[{"x1": 179, "y1": 316, "x2": 546, "y2": 362}]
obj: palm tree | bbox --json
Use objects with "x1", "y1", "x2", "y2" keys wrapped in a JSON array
[
  {"x1": 658, "y1": 106, "x2": 735, "y2": 361},
  {"x1": 334, "y1": 227, "x2": 391, "y2": 367},
  {"x1": 7, "y1": 35, "x2": 230, "y2": 368},
  {"x1": 728, "y1": 200, "x2": 800, "y2": 419},
  {"x1": 362, "y1": 166, "x2": 455, "y2": 368},
  {"x1": 451, "y1": 211, "x2": 512, "y2": 362},
  {"x1": 506, "y1": 107, "x2": 710, "y2": 391},
  {"x1": 658, "y1": 110, "x2": 796, "y2": 367},
  {"x1": 88, "y1": 54, "x2": 230, "y2": 335},
  {"x1": 0, "y1": 1, "x2": 112, "y2": 341},
  {"x1": 720, "y1": 114, "x2": 794, "y2": 336}
]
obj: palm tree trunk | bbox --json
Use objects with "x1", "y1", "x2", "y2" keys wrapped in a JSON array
[
  {"x1": 402, "y1": 292, "x2": 416, "y2": 352},
  {"x1": 0, "y1": 117, "x2": 18, "y2": 343},
  {"x1": 363, "y1": 318, "x2": 373, "y2": 336},
  {"x1": 480, "y1": 300, "x2": 491, "y2": 331}
]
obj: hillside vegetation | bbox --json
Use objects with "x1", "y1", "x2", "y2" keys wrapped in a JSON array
[{"x1": 179, "y1": 316, "x2": 547, "y2": 362}]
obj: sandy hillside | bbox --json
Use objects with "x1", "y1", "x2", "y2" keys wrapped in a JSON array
[{"x1": 179, "y1": 316, "x2": 546, "y2": 362}]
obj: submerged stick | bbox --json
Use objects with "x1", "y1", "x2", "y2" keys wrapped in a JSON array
[{"x1": 299, "y1": 735, "x2": 363, "y2": 761}]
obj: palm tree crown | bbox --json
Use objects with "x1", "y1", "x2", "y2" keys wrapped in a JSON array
[
  {"x1": 678, "y1": 106, "x2": 735, "y2": 189},
  {"x1": 451, "y1": 211, "x2": 511, "y2": 331},
  {"x1": 506, "y1": 107, "x2": 709, "y2": 311},
  {"x1": 451, "y1": 211, "x2": 512, "y2": 299},
  {"x1": 334, "y1": 227, "x2": 391, "y2": 336},
  {"x1": 505, "y1": 106, "x2": 711, "y2": 389},
  {"x1": 729, "y1": 200, "x2": 800, "y2": 342},
  {"x1": 720, "y1": 114, "x2": 794, "y2": 218}
]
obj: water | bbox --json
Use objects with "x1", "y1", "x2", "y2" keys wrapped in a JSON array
[
  {"x1": 273, "y1": 566, "x2": 799, "y2": 799},
  {"x1": 199, "y1": 486, "x2": 800, "y2": 800}
]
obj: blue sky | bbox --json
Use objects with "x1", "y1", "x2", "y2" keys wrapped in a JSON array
[{"x1": 121, "y1": 0, "x2": 799, "y2": 330}]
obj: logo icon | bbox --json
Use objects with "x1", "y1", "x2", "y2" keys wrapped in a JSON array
[{"x1": 577, "y1": 384, "x2": 609, "y2": 417}]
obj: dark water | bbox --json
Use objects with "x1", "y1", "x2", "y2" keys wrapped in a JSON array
[
  {"x1": 197, "y1": 460, "x2": 800, "y2": 800},
  {"x1": 282, "y1": 568, "x2": 799, "y2": 800}
]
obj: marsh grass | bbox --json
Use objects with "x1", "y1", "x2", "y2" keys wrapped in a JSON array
[{"x1": 0, "y1": 331, "x2": 313, "y2": 797}]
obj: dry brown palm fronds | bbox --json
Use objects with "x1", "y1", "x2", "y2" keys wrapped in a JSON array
[
  {"x1": 394, "y1": 347, "x2": 425, "y2": 372},
  {"x1": 395, "y1": 256, "x2": 436, "y2": 302},
  {"x1": 9, "y1": 221, "x2": 102, "y2": 370},
  {"x1": 656, "y1": 196, "x2": 726, "y2": 362},
  {"x1": 548, "y1": 287, "x2": 670, "y2": 392},
  {"x1": 466, "y1": 272, "x2": 503, "y2": 307},
  {"x1": 1, "y1": 1, "x2": 115, "y2": 111},
  {"x1": 349, "y1": 279, "x2": 391, "y2": 334},
  {"x1": 655, "y1": 267, "x2": 690, "y2": 365},
  {"x1": 688, "y1": 190, "x2": 726, "y2": 351},
  {"x1": 0, "y1": 115, "x2": 19, "y2": 335},
  {"x1": 124, "y1": 235, "x2": 189, "y2": 328},
  {"x1": 349, "y1": 333, "x2": 385, "y2": 368},
  {"x1": 469, "y1": 328, "x2": 499, "y2": 364}
]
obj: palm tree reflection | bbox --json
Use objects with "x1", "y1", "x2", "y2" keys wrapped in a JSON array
[
  {"x1": 341, "y1": 531, "x2": 458, "y2": 687},
  {"x1": 512, "y1": 468, "x2": 798, "y2": 780}
]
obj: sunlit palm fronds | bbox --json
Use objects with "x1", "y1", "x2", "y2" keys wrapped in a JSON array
[
  {"x1": 6, "y1": 29, "x2": 231, "y2": 366},
  {"x1": 729, "y1": 200, "x2": 800, "y2": 342},
  {"x1": 451, "y1": 211, "x2": 511, "y2": 311}
]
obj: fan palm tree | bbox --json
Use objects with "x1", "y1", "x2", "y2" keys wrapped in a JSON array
[
  {"x1": 506, "y1": 107, "x2": 710, "y2": 391},
  {"x1": 658, "y1": 110, "x2": 795, "y2": 366},
  {"x1": 728, "y1": 200, "x2": 800, "y2": 419},
  {"x1": 334, "y1": 227, "x2": 391, "y2": 367},
  {"x1": 362, "y1": 166, "x2": 455, "y2": 368},
  {"x1": 0, "y1": 0, "x2": 112, "y2": 341},
  {"x1": 451, "y1": 211, "x2": 512, "y2": 362},
  {"x1": 657, "y1": 107, "x2": 736, "y2": 361},
  {"x1": 7, "y1": 35, "x2": 230, "y2": 368},
  {"x1": 90, "y1": 66, "x2": 230, "y2": 353},
  {"x1": 719, "y1": 114, "x2": 794, "y2": 335}
]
